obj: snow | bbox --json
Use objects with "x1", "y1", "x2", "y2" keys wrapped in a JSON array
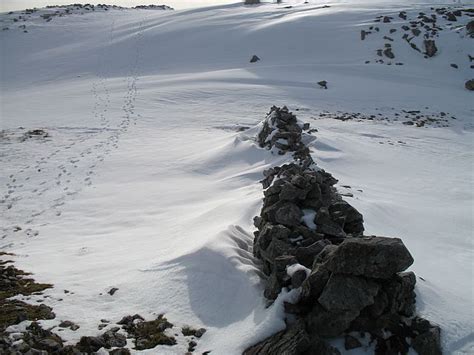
[
  {"x1": 301, "y1": 209, "x2": 317, "y2": 230},
  {"x1": 286, "y1": 263, "x2": 311, "y2": 278},
  {"x1": 1, "y1": 1, "x2": 473, "y2": 354}
]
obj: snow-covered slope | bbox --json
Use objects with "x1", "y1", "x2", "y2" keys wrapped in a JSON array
[{"x1": 1, "y1": 1, "x2": 473, "y2": 354}]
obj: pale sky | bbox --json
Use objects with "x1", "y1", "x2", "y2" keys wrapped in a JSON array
[{"x1": 0, "y1": 0, "x2": 240, "y2": 12}]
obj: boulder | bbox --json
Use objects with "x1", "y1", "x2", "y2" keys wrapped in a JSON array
[
  {"x1": 411, "y1": 317, "x2": 442, "y2": 355},
  {"x1": 306, "y1": 303, "x2": 359, "y2": 338},
  {"x1": 318, "y1": 274, "x2": 379, "y2": 312},
  {"x1": 274, "y1": 202, "x2": 303, "y2": 227},
  {"x1": 325, "y1": 236, "x2": 414, "y2": 279}
]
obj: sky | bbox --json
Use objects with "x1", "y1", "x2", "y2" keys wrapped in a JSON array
[{"x1": 0, "y1": 0, "x2": 239, "y2": 12}]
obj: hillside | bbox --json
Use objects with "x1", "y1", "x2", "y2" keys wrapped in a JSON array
[{"x1": 1, "y1": 1, "x2": 473, "y2": 354}]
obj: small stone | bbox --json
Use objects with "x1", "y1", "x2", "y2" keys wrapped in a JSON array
[
  {"x1": 317, "y1": 80, "x2": 328, "y2": 89},
  {"x1": 250, "y1": 55, "x2": 260, "y2": 63},
  {"x1": 465, "y1": 79, "x2": 474, "y2": 91},
  {"x1": 344, "y1": 334, "x2": 362, "y2": 350}
]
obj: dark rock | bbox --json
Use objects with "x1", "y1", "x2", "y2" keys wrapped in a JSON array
[
  {"x1": 108, "y1": 287, "x2": 119, "y2": 295},
  {"x1": 467, "y1": 20, "x2": 474, "y2": 37},
  {"x1": 318, "y1": 274, "x2": 379, "y2": 312},
  {"x1": 117, "y1": 314, "x2": 144, "y2": 328},
  {"x1": 300, "y1": 264, "x2": 331, "y2": 302},
  {"x1": 325, "y1": 236, "x2": 414, "y2": 279},
  {"x1": 384, "y1": 271, "x2": 417, "y2": 316},
  {"x1": 109, "y1": 349, "x2": 131, "y2": 355},
  {"x1": 424, "y1": 40, "x2": 437, "y2": 57},
  {"x1": 465, "y1": 79, "x2": 474, "y2": 91},
  {"x1": 446, "y1": 12, "x2": 457, "y2": 21},
  {"x1": 450, "y1": 63, "x2": 458, "y2": 69},
  {"x1": 317, "y1": 80, "x2": 328, "y2": 89},
  {"x1": 274, "y1": 202, "x2": 303, "y2": 227},
  {"x1": 329, "y1": 200, "x2": 364, "y2": 236},
  {"x1": 295, "y1": 240, "x2": 331, "y2": 268},
  {"x1": 243, "y1": 320, "x2": 310, "y2": 355},
  {"x1": 77, "y1": 336, "x2": 106, "y2": 353},
  {"x1": 102, "y1": 329, "x2": 127, "y2": 348},
  {"x1": 58, "y1": 320, "x2": 79, "y2": 331},
  {"x1": 250, "y1": 55, "x2": 260, "y2": 63},
  {"x1": 243, "y1": 320, "x2": 340, "y2": 355},
  {"x1": 306, "y1": 302, "x2": 359, "y2": 338},
  {"x1": 344, "y1": 334, "x2": 362, "y2": 350},
  {"x1": 291, "y1": 269, "x2": 308, "y2": 288},
  {"x1": 361, "y1": 30, "x2": 367, "y2": 40},
  {"x1": 255, "y1": 223, "x2": 291, "y2": 253},
  {"x1": 411, "y1": 317, "x2": 442, "y2": 355},
  {"x1": 188, "y1": 340, "x2": 197, "y2": 352}
]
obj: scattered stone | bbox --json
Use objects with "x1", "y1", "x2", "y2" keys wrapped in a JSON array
[
  {"x1": 383, "y1": 47, "x2": 395, "y2": 59},
  {"x1": 450, "y1": 63, "x2": 458, "y2": 69},
  {"x1": 58, "y1": 320, "x2": 80, "y2": 331},
  {"x1": 182, "y1": 326, "x2": 207, "y2": 338},
  {"x1": 465, "y1": 79, "x2": 474, "y2": 90},
  {"x1": 344, "y1": 334, "x2": 362, "y2": 350},
  {"x1": 108, "y1": 287, "x2": 119, "y2": 295},
  {"x1": 250, "y1": 54, "x2": 260, "y2": 63},
  {"x1": 423, "y1": 40, "x2": 437, "y2": 57},
  {"x1": 317, "y1": 80, "x2": 328, "y2": 89}
]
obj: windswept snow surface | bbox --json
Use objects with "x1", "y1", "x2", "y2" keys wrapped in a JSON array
[{"x1": 1, "y1": 1, "x2": 473, "y2": 354}]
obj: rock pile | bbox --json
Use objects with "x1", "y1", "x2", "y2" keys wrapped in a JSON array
[
  {"x1": 257, "y1": 106, "x2": 312, "y2": 161},
  {"x1": 246, "y1": 106, "x2": 442, "y2": 355}
]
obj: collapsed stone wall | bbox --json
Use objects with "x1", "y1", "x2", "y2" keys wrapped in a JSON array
[{"x1": 246, "y1": 106, "x2": 442, "y2": 355}]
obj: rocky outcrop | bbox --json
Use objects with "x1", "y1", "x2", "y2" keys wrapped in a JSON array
[{"x1": 245, "y1": 106, "x2": 442, "y2": 355}]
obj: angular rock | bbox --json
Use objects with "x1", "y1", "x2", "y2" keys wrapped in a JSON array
[
  {"x1": 274, "y1": 202, "x2": 303, "y2": 227},
  {"x1": 250, "y1": 54, "x2": 260, "y2": 63},
  {"x1": 243, "y1": 320, "x2": 340, "y2": 355},
  {"x1": 295, "y1": 239, "x2": 331, "y2": 268},
  {"x1": 411, "y1": 317, "x2": 442, "y2": 355},
  {"x1": 424, "y1": 40, "x2": 438, "y2": 57},
  {"x1": 318, "y1": 274, "x2": 379, "y2": 312},
  {"x1": 344, "y1": 334, "x2": 362, "y2": 350},
  {"x1": 243, "y1": 320, "x2": 310, "y2": 355},
  {"x1": 300, "y1": 264, "x2": 331, "y2": 302},
  {"x1": 306, "y1": 303, "x2": 359, "y2": 338},
  {"x1": 325, "y1": 236, "x2": 414, "y2": 279},
  {"x1": 465, "y1": 79, "x2": 474, "y2": 91},
  {"x1": 317, "y1": 80, "x2": 328, "y2": 89}
]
